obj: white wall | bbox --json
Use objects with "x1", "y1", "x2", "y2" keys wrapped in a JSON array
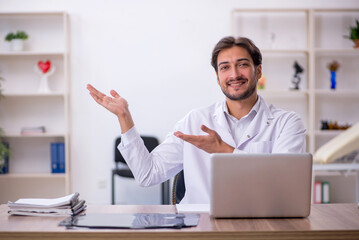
[{"x1": 1, "y1": 0, "x2": 358, "y2": 204}]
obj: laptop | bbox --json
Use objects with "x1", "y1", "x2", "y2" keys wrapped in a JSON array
[{"x1": 210, "y1": 153, "x2": 312, "y2": 218}]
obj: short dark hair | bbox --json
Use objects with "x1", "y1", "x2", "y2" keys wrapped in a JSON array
[{"x1": 211, "y1": 36, "x2": 262, "y2": 73}]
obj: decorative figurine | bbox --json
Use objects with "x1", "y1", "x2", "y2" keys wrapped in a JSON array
[
  {"x1": 269, "y1": 32, "x2": 276, "y2": 49},
  {"x1": 290, "y1": 61, "x2": 304, "y2": 90},
  {"x1": 320, "y1": 120, "x2": 351, "y2": 130},
  {"x1": 34, "y1": 60, "x2": 56, "y2": 93},
  {"x1": 257, "y1": 74, "x2": 266, "y2": 90},
  {"x1": 327, "y1": 60, "x2": 340, "y2": 90}
]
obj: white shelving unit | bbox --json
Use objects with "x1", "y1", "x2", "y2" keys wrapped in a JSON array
[
  {"x1": 232, "y1": 9, "x2": 359, "y2": 203},
  {"x1": 0, "y1": 12, "x2": 70, "y2": 203}
]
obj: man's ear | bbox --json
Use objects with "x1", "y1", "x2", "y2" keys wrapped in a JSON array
[{"x1": 256, "y1": 65, "x2": 262, "y2": 81}]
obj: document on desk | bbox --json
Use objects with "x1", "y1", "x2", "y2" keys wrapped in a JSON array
[
  {"x1": 8, "y1": 193, "x2": 79, "y2": 208},
  {"x1": 59, "y1": 213, "x2": 200, "y2": 229},
  {"x1": 176, "y1": 204, "x2": 210, "y2": 213}
]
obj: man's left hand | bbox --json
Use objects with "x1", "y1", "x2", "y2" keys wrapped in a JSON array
[{"x1": 174, "y1": 125, "x2": 234, "y2": 153}]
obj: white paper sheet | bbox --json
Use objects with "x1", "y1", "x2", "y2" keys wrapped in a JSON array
[{"x1": 176, "y1": 204, "x2": 210, "y2": 213}]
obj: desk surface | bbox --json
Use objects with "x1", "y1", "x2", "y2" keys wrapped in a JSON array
[{"x1": 1, "y1": 204, "x2": 359, "y2": 240}]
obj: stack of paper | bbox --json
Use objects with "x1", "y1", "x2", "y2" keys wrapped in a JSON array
[
  {"x1": 20, "y1": 126, "x2": 46, "y2": 135},
  {"x1": 7, "y1": 192, "x2": 86, "y2": 216}
]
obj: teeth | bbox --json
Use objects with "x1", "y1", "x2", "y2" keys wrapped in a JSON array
[{"x1": 229, "y1": 80, "x2": 246, "y2": 86}]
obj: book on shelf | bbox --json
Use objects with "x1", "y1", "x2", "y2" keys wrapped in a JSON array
[
  {"x1": 313, "y1": 181, "x2": 330, "y2": 204},
  {"x1": 313, "y1": 182, "x2": 322, "y2": 204},
  {"x1": 322, "y1": 182, "x2": 330, "y2": 204},
  {"x1": 20, "y1": 126, "x2": 46, "y2": 135},
  {"x1": 51, "y1": 142, "x2": 65, "y2": 173},
  {"x1": 7, "y1": 192, "x2": 86, "y2": 216}
]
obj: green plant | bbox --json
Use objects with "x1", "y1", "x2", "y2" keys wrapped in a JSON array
[
  {"x1": 0, "y1": 73, "x2": 4, "y2": 98},
  {"x1": 0, "y1": 74, "x2": 9, "y2": 173},
  {"x1": 5, "y1": 30, "x2": 29, "y2": 42},
  {"x1": 344, "y1": 20, "x2": 359, "y2": 40},
  {"x1": 0, "y1": 129, "x2": 9, "y2": 174}
]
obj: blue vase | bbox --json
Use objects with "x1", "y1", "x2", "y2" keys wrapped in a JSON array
[{"x1": 330, "y1": 71, "x2": 336, "y2": 89}]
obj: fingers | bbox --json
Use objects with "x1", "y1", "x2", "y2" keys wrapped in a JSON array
[
  {"x1": 110, "y1": 89, "x2": 120, "y2": 98},
  {"x1": 87, "y1": 84, "x2": 106, "y2": 99},
  {"x1": 89, "y1": 92, "x2": 105, "y2": 106},
  {"x1": 174, "y1": 125, "x2": 215, "y2": 142},
  {"x1": 201, "y1": 124, "x2": 216, "y2": 135},
  {"x1": 174, "y1": 131, "x2": 201, "y2": 143},
  {"x1": 87, "y1": 84, "x2": 121, "y2": 101},
  {"x1": 86, "y1": 84, "x2": 97, "y2": 93}
]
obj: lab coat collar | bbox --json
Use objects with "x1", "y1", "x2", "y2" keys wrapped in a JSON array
[
  {"x1": 213, "y1": 95, "x2": 274, "y2": 148},
  {"x1": 213, "y1": 95, "x2": 272, "y2": 123},
  {"x1": 222, "y1": 97, "x2": 260, "y2": 121},
  {"x1": 258, "y1": 95, "x2": 274, "y2": 120}
]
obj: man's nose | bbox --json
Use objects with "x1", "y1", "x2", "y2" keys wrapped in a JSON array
[{"x1": 230, "y1": 66, "x2": 241, "y2": 79}]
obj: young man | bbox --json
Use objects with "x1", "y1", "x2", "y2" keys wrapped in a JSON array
[{"x1": 87, "y1": 36, "x2": 306, "y2": 204}]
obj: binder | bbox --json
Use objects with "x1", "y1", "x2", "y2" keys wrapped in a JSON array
[
  {"x1": 314, "y1": 182, "x2": 322, "y2": 204},
  {"x1": 50, "y1": 143, "x2": 58, "y2": 173},
  {"x1": 322, "y1": 182, "x2": 330, "y2": 204},
  {"x1": 50, "y1": 142, "x2": 65, "y2": 174},
  {"x1": 58, "y1": 143, "x2": 65, "y2": 173}
]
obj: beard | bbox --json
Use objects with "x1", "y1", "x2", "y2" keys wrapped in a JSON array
[{"x1": 220, "y1": 77, "x2": 257, "y2": 101}]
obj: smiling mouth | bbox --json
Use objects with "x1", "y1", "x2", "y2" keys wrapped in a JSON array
[{"x1": 227, "y1": 79, "x2": 248, "y2": 87}]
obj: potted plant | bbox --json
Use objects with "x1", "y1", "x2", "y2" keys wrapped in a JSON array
[
  {"x1": 5, "y1": 30, "x2": 29, "y2": 51},
  {"x1": 0, "y1": 130, "x2": 10, "y2": 174},
  {"x1": 0, "y1": 73, "x2": 4, "y2": 98},
  {"x1": 0, "y1": 74, "x2": 10, "y2": 174},
  {"x1": 344, "y1": 20, "x2": 359, "y2": 48}
]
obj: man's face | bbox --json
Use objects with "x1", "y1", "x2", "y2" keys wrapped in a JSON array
[{"x1": 216, "y1": 46, "x2": 261, "y2": 101}]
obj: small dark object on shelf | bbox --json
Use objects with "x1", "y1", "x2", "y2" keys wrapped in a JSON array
[
  {"x1": 321, "y1": 120, "x2": 351, "y2": 130},
  {"x1": 291, "y1": 61, "x2": 304, "y2": 90}
]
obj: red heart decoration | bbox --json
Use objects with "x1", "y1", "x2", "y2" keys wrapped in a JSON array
[{"x1": 38, "y1": 60, "x2": 51, "y2": 74}]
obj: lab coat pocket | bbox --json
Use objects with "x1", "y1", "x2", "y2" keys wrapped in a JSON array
[{"x1": 248, "y1": 141, "x2": 273, "y2": 153}]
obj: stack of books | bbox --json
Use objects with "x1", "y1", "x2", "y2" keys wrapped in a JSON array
[{"x1": 7, "y1": 192, "x2": 86, "y2": 216}]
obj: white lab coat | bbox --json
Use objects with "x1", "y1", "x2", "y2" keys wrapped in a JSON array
[{"x1": 118, "y1": 95, "x2": 306, "y2": 204}]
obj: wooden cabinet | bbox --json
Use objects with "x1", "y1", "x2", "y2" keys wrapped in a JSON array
[{"x1": 0, "y1": 12, "x2": 70, "y2": 203}]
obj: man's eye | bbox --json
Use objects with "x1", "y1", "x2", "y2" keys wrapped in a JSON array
[
  {"x1": 220, "y1": 66, "x2": 229, "y2": 71},
  {"x1": 239, "y1": 63, "x2": 249, "y2": 68}
]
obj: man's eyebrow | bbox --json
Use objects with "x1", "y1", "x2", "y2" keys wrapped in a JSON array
[
  {"x1": 218, "y1": 58, "x2": 250, "y2": 67},
  {"x1": 236, "y1": 58, "x2": 250, "y2": 62},
  {"x1": 218, "y1": 61, "x2": 229, "y2": 67}
]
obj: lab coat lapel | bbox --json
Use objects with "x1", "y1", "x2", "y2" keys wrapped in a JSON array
[
  {"x1": 213, "y1": 102, "x2": 236, "y2": 147},
  {"x1": 237, "y1": 96, "x2": 274, "y2": 147}
]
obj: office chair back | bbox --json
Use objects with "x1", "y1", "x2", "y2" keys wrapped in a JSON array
[
  {"x1": 172, "y1": 170, "x2": 185, "y2": 204},
  {"x1": 112, "y1": 136, "x2": 161, "y2": 204},
  {"x1": 114, "y1": 136, "x2": 159, "y2": 166}
]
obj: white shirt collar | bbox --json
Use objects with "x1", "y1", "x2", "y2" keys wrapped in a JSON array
[{"x1": 222, "y1": 95, "x2": 261, "y2": 121}]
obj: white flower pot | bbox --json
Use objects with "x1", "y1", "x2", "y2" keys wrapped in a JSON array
[{"x1": 11, "y1": 39, "x2": 25, "y2": 51}]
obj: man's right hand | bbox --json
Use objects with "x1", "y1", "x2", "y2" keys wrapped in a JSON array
[{"x1": 87, "y1": 84, "x2": 134, "y2": 133}]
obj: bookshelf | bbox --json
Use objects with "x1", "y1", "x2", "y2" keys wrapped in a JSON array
[
  {"x1": 232, "y1": 9, "x2": 359, "y2": 203},
  {"x1": 0, "y1": 12, "x2": 70, "y2": 203}
]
